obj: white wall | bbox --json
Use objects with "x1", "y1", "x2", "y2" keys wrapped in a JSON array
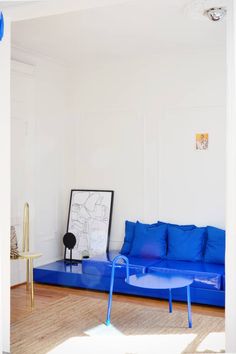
[
  {"x1": 11, "y1": 60, "x2": 35, "y2": 285},
  {"x1": 11, "y1": 48, "x2": 75, "y2": 285},
  {"x1": 0, "y1": 17, "x2": 11, "y2": 354},
  {"x1": 157, "y1": 51, "x2": 226, "y2": 228},
  {"x1": 11, "y1": 45, "x2": 226, "y2": 262},
  {"x1": 70, "y1": 48, "x2": 226, "y2": 250}
]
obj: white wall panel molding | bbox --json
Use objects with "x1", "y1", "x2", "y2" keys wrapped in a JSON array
[
  {"x1": 12, "y1": 44, "x2": 70, "y2": 68},
  {"x1": 11, "y1": 59, "x2": 35, "y2": 75},
  {"x1": 11, "y1": 47, "x2": 76, "y2": 286},
  {"x1": 72, "y1": 48, "x2": 226, "y2": 245}
]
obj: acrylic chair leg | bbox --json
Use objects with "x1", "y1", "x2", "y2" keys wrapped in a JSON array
[
  {"x1": 187, "y1": 285, "x2": 192, "y2": 328},
  {"x1": 105, "y1": 288, "x2": 113, "y2": 326},
  {"x1": 169, "y1": 288, "x2": 172, "y2": 313},
  {"x1": 106, "y1": 266, "x2": 115, "y2": 325},
  {"x1": 105, "y1": 255, "x2": 129, "y2": 326}
]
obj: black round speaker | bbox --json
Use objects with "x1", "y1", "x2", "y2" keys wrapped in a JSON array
[{"x1": 63, "y1": 232, "x2": 76, "y2": 250}]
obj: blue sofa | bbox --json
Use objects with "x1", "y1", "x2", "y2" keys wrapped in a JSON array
[
  {"x1": 81, "y1": 221, "x2": 225, "y2": 307},
  {"x1": 34, "y1": 220, "x2": 225, "y2": 307}
]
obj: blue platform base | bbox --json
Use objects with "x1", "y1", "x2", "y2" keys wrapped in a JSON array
[{"x1": 34, "y1": 259, "x2": 225, "y2": 307}]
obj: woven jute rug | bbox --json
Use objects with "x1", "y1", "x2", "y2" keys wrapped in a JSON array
[{"x1": 11, "y1": 295, "x2": 225, "y2": 354}]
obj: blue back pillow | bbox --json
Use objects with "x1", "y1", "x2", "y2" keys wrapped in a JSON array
[
  {"x1": 158, "y1": 221, "x2": 196, "y2": 230},
  {"x1": 129, "y1": 222, "x2": 167, "y2": 258},
  {"x1": 204, "y1": 226, "x2": 225, "y2": 264},
  {"x1": 120, "y1": 220, "x2": 159, "y2": 255},
  {"x1": 120, "y1": 220, "x2": 136, "y2": 255},
  {"x1": 166, "y1": 226, "x2": 206, "y2": 262}
]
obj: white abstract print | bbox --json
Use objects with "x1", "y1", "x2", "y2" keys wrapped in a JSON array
[{"x1": 67, "y1": 190, "x2": 113, "y2": 260}]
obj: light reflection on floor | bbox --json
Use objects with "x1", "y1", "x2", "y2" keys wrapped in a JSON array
[
  {"x1": 196, "y1": 332, "x2": 225, "y2": 353},
  {"x1": 47, "y1": 324, "x2": 225, "y2": 354}
]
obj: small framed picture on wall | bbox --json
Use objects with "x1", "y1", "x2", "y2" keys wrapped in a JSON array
[
  {"x1": 196, "y1": 133, "x2": 209, "y2": 150},
  {"x1": 66, "y1": 189, "x2": 114, "y2": 260}
]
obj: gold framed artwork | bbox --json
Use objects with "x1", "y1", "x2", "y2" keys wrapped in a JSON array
[{"x1": 196, "y1": 133, "x2": 208, "y2": 150}]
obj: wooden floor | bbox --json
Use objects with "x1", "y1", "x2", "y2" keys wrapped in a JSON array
[{"x1": 11, "y1": 283, "x2": 225, "y2": 324}]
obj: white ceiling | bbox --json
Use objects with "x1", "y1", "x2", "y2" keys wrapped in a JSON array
[{"x1": 10, "y1": 0, "x2": 226, "y2": 65}]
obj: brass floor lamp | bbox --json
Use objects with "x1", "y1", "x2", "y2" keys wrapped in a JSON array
[{"x1": 18, "y1": 203, "x2": 42, "y2": 308}]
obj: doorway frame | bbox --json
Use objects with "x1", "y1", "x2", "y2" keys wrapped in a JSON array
[{"x1": 0, "y1": 1, "x2": 236, "y2": 352}]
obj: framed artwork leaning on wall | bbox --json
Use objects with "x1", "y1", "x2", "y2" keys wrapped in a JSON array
[{"x1": 66, "y1": 189, "x2": 114, "y2": 261}]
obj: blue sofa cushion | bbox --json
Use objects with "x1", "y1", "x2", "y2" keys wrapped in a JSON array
[
  {"x1": 120, "y1": 220, "x2": 159, "y2": 255},
  {"x1": 222, "y1": 275, "x2": 225, "y2": 291},
  {"x1": 82, "y1": 251, "x2": 156, "y2": 278},
  {"x1": 158, "y1": 221, "x2": 196, "y2": 230},
  {"x1": 129, "y1": 222, "x2": 167, "y2": 258},
  {"x1": 148, "y1": 259, "x2": 224, "y2": 290},
  {"x1": 120, "y1": 221, "x2": 136, "y2": 255},
  {"x1": 204, "y1": 226, "x2": 225, "y2": 264},
  {"x1": 166, "y1": 226, "x2": 206, "y2": 262}
]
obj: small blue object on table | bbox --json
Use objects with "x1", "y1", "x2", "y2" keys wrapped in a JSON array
[{"x1": 105, "y1": 255, "x2": 193, "y2": 328}]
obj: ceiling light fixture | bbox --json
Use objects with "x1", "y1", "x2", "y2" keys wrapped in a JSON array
[{"x1": 204, "y1": 7, "x2": 226, "y2": 22}]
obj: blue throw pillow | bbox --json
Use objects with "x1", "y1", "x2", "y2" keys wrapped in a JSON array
[
  {"x1": 204, "y1": 226, "x2": 225, "y2": 264},
  {"x1": 120, "y1": 220, "x2": 159, "y2": 255},
  {"x1": 129, "y1": 222, "x2": 167, "y2": 258},
  {"x1": 166, "y1": 226, "x2": 206, "y2": 262},
  {"x1": 158, "y1": 221, "x2": 196, "y2": 231},
  {"x1": 120, "y1": 221, "x2": 136, "y2": 255}
]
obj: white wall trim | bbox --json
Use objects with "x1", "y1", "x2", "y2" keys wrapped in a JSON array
[
  {"x1": 11, "y1": 59, "x2": 35, "y2": 75},
  {"x1": 225, "y1": 0, "x2": 236, "y2": 352},
  {"x1": 12, "y1": 44, "x2": 70, "y2": 68},
  {"x1": 0, "y1": 16, "x2": 11, "y2": 354}
]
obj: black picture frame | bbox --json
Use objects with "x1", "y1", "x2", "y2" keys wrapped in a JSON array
[{"x1": 66, "y1": 189, "x2": 114, "y2": 261}]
